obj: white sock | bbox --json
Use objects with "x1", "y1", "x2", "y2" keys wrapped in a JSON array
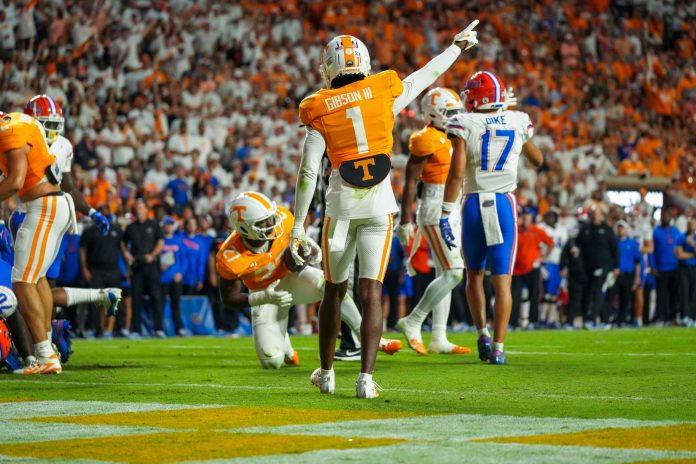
[
  {"x1": 493, "y1": 342, "x2": 504, "y2": 352},
  {"x1": 431, "y1": 290, "x2": 452, "y2": 344},
  {"x1": 357, "y1": 372, "x2": 372, "y2": 382},
  {"x1": 320, "y1": 368, "x2": 333, "y2": 376},
  {"x1": 408, "y1": 270, "x2": 460, "y2": 326},
  {"x1": 34, "y1": 340, "x2": 54, "y2": 358},
  {"x1": 46, "y1": 330, "x2": 52, "y2": 341},
  {"x1": 64, "y1": 288, "x2": 102, "y2": 307},
  {"x1": 478, "y1": 328, "x2": 491, "y2": 337},
  {"x1": 23, "y1": 355, "x2": 36, "y2": 366}
]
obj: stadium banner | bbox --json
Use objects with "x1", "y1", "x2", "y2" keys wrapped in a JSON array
[{"x1": 140, "y1": 296, "x2": 216, "y2": 336}]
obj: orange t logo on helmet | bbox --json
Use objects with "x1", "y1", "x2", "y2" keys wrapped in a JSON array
[{"x1": 232, "y1": 205, "x2": 247, "y2": 221}]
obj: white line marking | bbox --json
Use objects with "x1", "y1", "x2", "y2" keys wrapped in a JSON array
[{"x1": 5, "y1": 380, "x2": 696, "y2": 403}]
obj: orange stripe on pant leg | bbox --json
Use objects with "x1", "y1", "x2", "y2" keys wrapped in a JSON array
[
  {"x1": 428, "y1": 225, "x2": 452, "y2": 271},
  {"x1": 421, "y1": 226, "x2": 444, "y2": 270},
  {"x1": 22, "y1": 196, "x2": 49, "y2": 282},
  {"x1": 31, "y1": 196, "x2": 58, "y2": 283},
  {"x1": 376, "y1": 215, "x2": 393, "y2": 282},
  {"x1": 322, "y1": 217, "x2": 332, "y2": 283}
]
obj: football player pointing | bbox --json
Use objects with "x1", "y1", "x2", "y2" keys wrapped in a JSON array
[
  {"x1": 216, "y1": 192, "x2": 400, "y2": 369},
  {"x1": 440, "y1": 72, "x2": 543, "y2": 365},
  {"x1": 291, "y1": 21, "x2": 479, "y2": 398}
]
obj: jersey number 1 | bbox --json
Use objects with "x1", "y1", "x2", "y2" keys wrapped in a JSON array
[
  {"x1": 480, "y1": 129, "x2": 515, "y2": 172},
  {"x1": 346, "y1": 107, "x2": 369, "y2": 154}
]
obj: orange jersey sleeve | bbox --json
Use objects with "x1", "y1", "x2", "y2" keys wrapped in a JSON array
[
  {"x1": 408, "y1": 126, "x2": 452, "y2": 185},
  {"x1": 299, "y1": 70, "x2": 404, "y2": 168},
  {"x1": 215, "y1": 207, "x2": 294, "y2": 290},
  {"x1": 0, "y1": 112, "x2": 56, "y2": 195}
]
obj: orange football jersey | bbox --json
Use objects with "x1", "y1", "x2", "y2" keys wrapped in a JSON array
[
  {"x1": 0, "y1": 112, "x2": 56, "y2": 195},
  {"x1": 408, "y1": 125, "x2": 452, "y2": 185},
  {"x1": 299, "y1": 70, "x2": 404, "y2": 168},
  {"x1": 216, "y1": 206, "x2": 293, "y2": 291}
]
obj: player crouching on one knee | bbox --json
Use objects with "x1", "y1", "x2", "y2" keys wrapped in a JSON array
[{"x1": 215, "y1": 192, "x2": 395, "y2": 370}]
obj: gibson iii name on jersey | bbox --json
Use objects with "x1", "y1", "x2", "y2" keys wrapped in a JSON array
[{"x1": 324, "y1": 87, "x2": 374, "y2": 111}]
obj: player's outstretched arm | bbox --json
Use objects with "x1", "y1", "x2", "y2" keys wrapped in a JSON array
[
  {"x1": 219, "y1": 277, "x2": 292, "y2": 309},
  {"x1": 393, "y1": 19, "x2": 479, "y2": 116},
  {"x1": 290, "y1": 127, "x2": 325, "y2": 265},
  {"x1": 522, "y1": 140, "x2": 544, "y2": 168}
]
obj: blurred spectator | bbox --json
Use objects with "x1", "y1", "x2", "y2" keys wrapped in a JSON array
[
  {"x1": 160, "y1": 216, "x2": 186, "y2": 337},
  {"x1": 560, "y1": 227, "x2": 587, "y2": 329},
  {"x1": 652, "y1": 209, "x2": 681, "y2": 324},
  {"x1": 166, "y1": 165, "x2": 190, "y2": 214},
  {"x1": 121, "y1": 200, "x2": 165, "y2": 337},
  {"x1": 511, "y1": 209, "x2": 553, "y2": 328},
  {"x1": 676, "y1": 217, "x2": 696, "y2": 326},
  {"x1": 180, "y1": 217, "x2": 205, "y2": 295},
  {"x1": 613, "y1": 221, "x2": 643, "y2": 326},
  {"x1": 539, "y1": 210, "x2": 567, "y2": 327},
  {"x1": 576, "y1": 206, "x2": 619, "y2": 327},
  {"x1": 79, "y1": 207, "x2": 123, "y2": 338}
]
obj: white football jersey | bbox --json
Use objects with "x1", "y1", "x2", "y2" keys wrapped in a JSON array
[
  {"x1": 50, "y1": 135, "x2": 74, "y2": 175},
  {"x1": 446, "y1": 110, "x2": 534, "y2": 194},
  {"x1": 540, "y1": 222, "x2": 568, "y2": 265}
]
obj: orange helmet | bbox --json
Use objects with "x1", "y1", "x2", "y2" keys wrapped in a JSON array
[{"x1": 24, "y1": 94, "x2": 64, "y2": 143}]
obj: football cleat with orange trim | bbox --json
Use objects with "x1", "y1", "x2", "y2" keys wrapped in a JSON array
[
  {"x1": 396, "y1": 318, "x2": 428, "y2": 355},
  {"x1": 428, "y1": 341, "x2": 471, "y2": 355},
  {"x1": 379, "y1": 338, "x2": 403, "y2": 355},
  {"x1": 284, "y1": 351, "x2": 300, "y2": 366}
]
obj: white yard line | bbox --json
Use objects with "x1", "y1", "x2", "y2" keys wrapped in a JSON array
[{"x1": 5, "y1": 380, "x2": 696, "y2": 403}]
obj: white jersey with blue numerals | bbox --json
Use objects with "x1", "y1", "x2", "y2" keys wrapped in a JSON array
[{"x1": 446, "y1": 110, "x2": 534, "y2": 194}]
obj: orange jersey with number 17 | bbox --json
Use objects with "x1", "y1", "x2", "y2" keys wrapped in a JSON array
[
  {"x1": 299, "y1": 71, "x2": 404, "y2": 168},
  {"x1": 0, "y1": 112, "x2": 56, "y2": 195}
]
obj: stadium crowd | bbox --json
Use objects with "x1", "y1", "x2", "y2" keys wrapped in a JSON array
[{"x1": 0, "y1": 0, "x2": 694, "y2": 337}]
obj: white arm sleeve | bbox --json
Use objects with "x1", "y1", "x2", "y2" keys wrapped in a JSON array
[
  {"x1": 392, "y1": 44, "x2": 462, "y2": 116},
  {"x1": 292, "y1": 127, "x2": 326, "y2": 230}
]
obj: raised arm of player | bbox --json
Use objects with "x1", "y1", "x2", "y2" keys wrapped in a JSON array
[
  {"x1": 393, "y1": 19, "x2": 479, "y2": 115},
  {"x1": 290, "y1": 127, "x2": 325, "y2": 264},
  {"x1": 0, "y1": 147, "x2": 29, "y2": 202},
  {"x1": 522, "y1": 140, "x2": 544, "y2": 168}
]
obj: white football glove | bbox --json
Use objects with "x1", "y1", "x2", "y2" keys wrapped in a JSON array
[
  {"x1": 248, "y1": 281, "x2": 293, "y2": 309},
  {"x1": 504, "y1": 87, "x2": 518, "y2": 109},
  {"x1": 453, "y1": 19, "x2": 479, "y2": 51},
  {"x1": 396, "y1": 223, "x2": 415, "y2": 248},
  {"x1": 289, "y1": 224, "x2": 308, "y2": 267},
  {"x1": 305, "y1": 236, "x2": 322, "y2": 265}
]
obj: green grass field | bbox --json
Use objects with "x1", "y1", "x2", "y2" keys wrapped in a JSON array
[{"x1": 1, "y1": 328, "x2": 695, "y2": 463}]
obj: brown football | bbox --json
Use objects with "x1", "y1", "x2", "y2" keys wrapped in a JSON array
[{"x1": 283, "y1": 245, "x2": 311, "y2": 273}]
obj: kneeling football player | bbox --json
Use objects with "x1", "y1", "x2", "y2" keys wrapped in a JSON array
[{"x1": 216, "y1": 192, "x2": 401, "y2": 369}]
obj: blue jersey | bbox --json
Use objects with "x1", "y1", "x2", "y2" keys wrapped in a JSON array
[
  {"x1": 167, "y1": 178, "x2": 189, "y2": 206},
  {"x1": 0, "y1": 258, "x2": 12, "y2": 287},
  {"x1": 618, "y1": 237, "x2": 643, "y2": 274},
  {"x1": 57, "y1": 234, "x2": 81, "y2": 285},
  {"x1": 180, "y1": 233, "x2": 205, "y2": 287},
  {"x1": 677, "y1": 232, "x2": 696, "y2": 266},
  {"x1": 161, "y1": 235, "x2": 185, "y2": 284},
  {"x1": 653, "y1": 226, "x2": 680, "y2": 272}
]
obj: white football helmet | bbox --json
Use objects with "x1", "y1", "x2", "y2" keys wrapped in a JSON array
[
  {"x1": 228, "y1": 192, "x2": 283, "y2": 242},
  {"x1": 420, "y1": 88, "x2": 464, "y2": 130},
  {"x1": 0, "y1": 285, "x2": 17, "y2": 319},
  {"x1": 320, "y1": 35, "x2": 371, "y2": 88}
]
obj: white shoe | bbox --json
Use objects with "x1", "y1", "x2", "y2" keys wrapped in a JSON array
[
  {"x1": 154, "y1": 330, "x2": 166, "y2": 338},
  {"x1": 310, "y1": 368, "x2": 335, "y2": 394},
  {"x1": 396, "y1": 317, "x2": 427, "y2": 355},
  {"x1": 98, "y1": 288, "x2": 123, "y2": 316},
  {"x1": 428, "y1": 340, "x2": 471, "y2": 355},
  {"x1": 14, "y1": 354, "x2": 62, "y2": 375},
  {"x1": 356, "y1": 375, "x2": 382, "y2": 399}
]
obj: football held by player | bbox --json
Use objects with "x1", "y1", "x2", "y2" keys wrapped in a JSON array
[
  {"x1": 440, "y1": 71, "x2": 544, "y2": 365},
  {"x1": 290, "y1": 21, "x2": 480, "y2": 398}
]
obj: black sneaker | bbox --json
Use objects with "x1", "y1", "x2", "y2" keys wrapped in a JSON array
[{"x1": 334, "y1": 348, "x2": 361, "y2": 361}]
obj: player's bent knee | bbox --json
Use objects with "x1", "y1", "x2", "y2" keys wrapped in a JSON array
[
  {"x1": 259, "y1": 352, "x2": 284, "y2": 369},
  {"x1": 442, "y1": 269, "x2": 464, "y2": 286}
]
